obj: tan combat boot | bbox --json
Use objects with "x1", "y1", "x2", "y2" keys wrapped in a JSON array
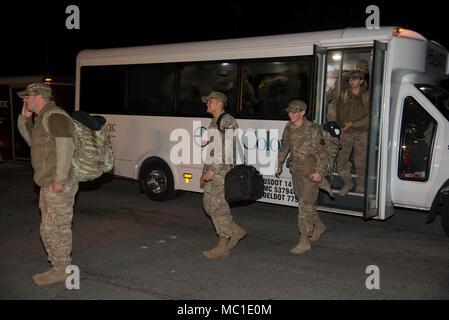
[
  {"x1": 227, "y1": 221, "x2": 247, "y2": 251},
  {"x1": 339, "y1": 179, "x2": 353, "y2": 197},
  {"x1": 290, "y1": 221, "x2": 311, "y2": 255},
  {"x1": 32, "y1": 267, "x2": 69, "y2": 286},
  {"x1": 309, "y1": 217, "x2": 326, "y2": 242},
  {"x1": 202, "y1": 236, "x2": 230, "y2": 258}
]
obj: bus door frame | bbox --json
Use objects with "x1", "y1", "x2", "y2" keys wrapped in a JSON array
[{"x1": 312, "y1": 41, "x2": 389, "y2": 220}]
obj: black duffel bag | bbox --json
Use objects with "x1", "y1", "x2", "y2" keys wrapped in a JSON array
[{"x1": 225, "y1": 165, "x2": 264, "y2": 203}]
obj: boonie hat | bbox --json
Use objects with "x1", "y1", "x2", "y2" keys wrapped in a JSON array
[
  {"x1": 285, "y1": 100, "x2": 307, "y2": 113},
  {"x1": 201, "y1": 91, "x2": 228, "y2": 105},
  {"x1": 17, "y1": 83, "x2": 53, "y2": 99}
]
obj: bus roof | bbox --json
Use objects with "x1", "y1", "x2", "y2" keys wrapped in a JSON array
[{"x1": 78, "y1": 27, "x2": 422, "y2": 66}]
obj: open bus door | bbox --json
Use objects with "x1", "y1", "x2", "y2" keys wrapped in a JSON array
[
  {"x1": 313, "y1": 41, "x2": 388, "y2": 219},
  {"x1": 364, "y1": 41, "x2": 388, "y2": 220}
]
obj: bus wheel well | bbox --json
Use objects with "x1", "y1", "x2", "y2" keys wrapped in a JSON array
[{"x1": 428, "y1": 179, "x2": 449, "y2": 238}]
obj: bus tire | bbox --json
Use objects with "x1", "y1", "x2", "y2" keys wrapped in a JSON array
[{"x1": 140, "y1": 159, "x2": 175, "y2": 201}]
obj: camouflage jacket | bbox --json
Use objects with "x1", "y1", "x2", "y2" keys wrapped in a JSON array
[
  {"x1": 336, "y1": 87, "x2": 370, "y2": 134},
  {"x1": 202, "y1": 112, "x2": 238, "y2": 177},
  {"x1": 277, "y1": 119, "x2": 327, "y2": 177},
  {"x1": 17, "y1": 102, "x2": 75, "y2": 187}
]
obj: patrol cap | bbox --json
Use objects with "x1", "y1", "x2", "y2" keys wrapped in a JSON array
[
  {"x1": 349, "y1": 70, "x2": 365, "y2": 80},
  {"x1": 17, "y1": 83, "x2": 53, "y2": 99},
  {"x1": 285, "y1": 100, "x2": 307, "y2": 113},
  {"x1": 201, "y1": 91, "x2": 228, "y2": 105}
]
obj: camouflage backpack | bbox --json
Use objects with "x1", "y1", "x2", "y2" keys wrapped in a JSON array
[
  {"x1": 319, "y1": 121, "x2": 341, "y2": 184},
  {"x1": 44, "y1": 109, "x2": 114, "y2": 182},
  {"x1": 71, "y1": 111, "x2": 114, "y2": 182}
]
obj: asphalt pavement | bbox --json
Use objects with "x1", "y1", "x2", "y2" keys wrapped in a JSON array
[{"x1": 1, "y1": 162, "x2": 448, "y2": 301}]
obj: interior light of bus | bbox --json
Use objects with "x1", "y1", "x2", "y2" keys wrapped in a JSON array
[
  {"x1": 393, "y1": 27, "x2": 404, "y2": 37},
  {"x1": 332, "y1": 53, "x2": 341, "y2": 61},
  {"x1": 184, "y1": 173, "x2": 193, "y2": 183}
]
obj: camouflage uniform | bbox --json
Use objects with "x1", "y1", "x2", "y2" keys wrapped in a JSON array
[
  {"x1": 39, "y1": 181, "x2": 78, "y2": 269},
  {"x1": 202, "y1": 110, "x2": 238, "y2": 238},
  {"x1": 336, "y1": 84, "x2": 370, "y2": 193},
  {"x1": 278, "y1": 114, "x2": 327, "y2": 236},
  {"x1": 17, "y1": 83, "x2": 78, "y2": 277}
]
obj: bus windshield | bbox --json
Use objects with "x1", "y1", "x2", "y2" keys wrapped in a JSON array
[{"x1": 417, "y1": 84, "x2": 449, "y2": 121}]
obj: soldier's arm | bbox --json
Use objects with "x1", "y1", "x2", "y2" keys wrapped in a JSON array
[
  {"x1": 312, "y1": 129, "x2": 327, "y2": 178},
  {"x1": 209, "y1": 116, "x2": 237, "y2": 176},
  {"x1": 202, "y1": 164, "x2": 211, "y2": 175},
  {"x1": 351, "y1": 115, "x2": 370, "y2": 128},
  {"x1": 352, "y1": 92, "x2": 371, "y2": 128},
  {"x1": 48, "y1": 114, "x2": 75, "y2": 184},
  {"x1": 277, "y1": 124, "x2": 291, "y2": 170},
  {"x1": 17, "y1": 114, "x2": 33, "y2": 146}
]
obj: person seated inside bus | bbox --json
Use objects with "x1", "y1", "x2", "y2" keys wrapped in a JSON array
[
  {"x1": 215, "y1": 67, "x2": 258, "y2": 114},
  {"x1": 254, "y1": 63, "x2": 306, "y2": 116},
  {"x1": 335, "y1": 69, "x2": 370, "y2": 196}
]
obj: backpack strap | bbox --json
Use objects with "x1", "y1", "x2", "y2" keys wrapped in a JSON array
[{"x1": 216, "y1": 112, "x2": 227, "y2": 133}]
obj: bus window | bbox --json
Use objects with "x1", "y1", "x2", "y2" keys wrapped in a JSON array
[
  {"x1": 127, "y1": 64, "x2": 176, "y2": 115},
  {"x1": 417, "y1": 84, "x2": 449, "y2": 121},
  {"x1": 80, "y1": 66, "x2": 126, "y2": 114},
  {"x1": 178, "y1": 63, "x2": 238, "y2": 116},
  {"x1": 80, "y1": 64, "x2": 176, "y2": 115},
  {"x1": 399, "y1": 96, "x2": 437, "y2": 181},
  {"x1": 325, "y1": 51, "x2": 342, "y2": 121},
  {"x1": 241, "y1": 59, "x2": 312, "y2": 119}
]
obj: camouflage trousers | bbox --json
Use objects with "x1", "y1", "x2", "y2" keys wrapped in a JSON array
[
  {"x1": 336, "y1": 131, "x2": 368, "y2": 190},
  {"x1": 39, "y1": 180, "x2": 78, "y2": 271},
  {"x1": 291, "y1": 168, "x2": 320, "y2": 236},
  {"x1": 203, "y1": 175, "x2": 232, "y2": 238}
]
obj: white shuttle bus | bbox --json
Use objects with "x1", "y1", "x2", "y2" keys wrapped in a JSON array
[{"x1": 75, "y1": 27, "x2": 449, "y2": 236}]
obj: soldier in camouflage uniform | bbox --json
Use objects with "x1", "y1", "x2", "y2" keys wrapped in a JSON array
[
  {"x1": 200, "y1": 92, "x2": 246, "y2": 258},
  {"x1": 276, "y1": 100, "x2": 327, "y2": 254},
  {"x1": 17, "y1": 83, "x2": 78, "y2": 286},
  {"x1": 336, "y1": 70, "x2": 370, "y2": 196}
]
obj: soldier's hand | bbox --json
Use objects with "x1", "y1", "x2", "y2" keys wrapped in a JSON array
[
  {"x1": 52, "y1": 182, "x2": 65, "y2": 193},
  {"x1": 342, "y1": 122, "x2": 352, "y2": 132},
  {"x1": 275, "y1": 168, "x2": 282, "y2": 178},
  {"x1": 200, "y1": 174, "x2": 205, "y2": 187},
  {"x1": 21, "y1": 103, "x2": 32, "y2": 117},
  {"x1": 309, "y1": 173, "x2": 321, "y2": 182},
  {"x1": 203, "y1": 170, "x2": 215, "y2": 182}
]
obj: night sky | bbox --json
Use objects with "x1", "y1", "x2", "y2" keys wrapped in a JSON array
[{"x1": 1, "y1": 1, "x2": 447, "y2": 77}]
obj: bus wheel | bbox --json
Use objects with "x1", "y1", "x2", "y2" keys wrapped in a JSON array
[{"x1": 141, "y1": 159, "x2": 175, "y2": 201}]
